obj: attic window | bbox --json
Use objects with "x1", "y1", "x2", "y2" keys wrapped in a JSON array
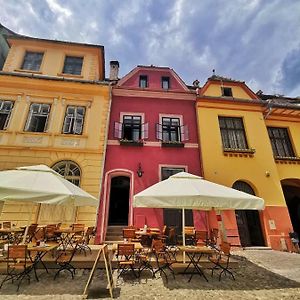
[
  {"x1": 139, "y1": 75, "x2": 148, "y2": 88},
  {"x1": 63, "y1": 56, "x2": 83, "y2": 75},
  {"x1": 162, "y1": 77, "x2": 170, "y2": 90},
  {"x1": 222, "y1": 87, "x2": 233, "y2": 97},
  {"x1": 21, "y1": 51, "x2": 43, "y2": 71}
]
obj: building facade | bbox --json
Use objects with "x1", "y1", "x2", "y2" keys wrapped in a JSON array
[
  {"x1": 96, "y1": 65, "x2": 202, "y2": 243},
  {"x1": 196, "y1": 75, "x2": 300, "y2": 250},
  {"x1": 0, "y1": 35, "x2": 110, "y2": 226}
]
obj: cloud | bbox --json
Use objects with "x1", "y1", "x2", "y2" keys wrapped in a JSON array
[{"x1": 0, "y1": 0, "x2": 300, "y2": 95}]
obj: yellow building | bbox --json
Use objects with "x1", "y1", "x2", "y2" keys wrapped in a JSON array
[
  {"x1": 197, "y1": 75, "x2": 300, "y2": 250},
  {"x1": 0, "y1": 35, "x2": 110, "y2": 226}
]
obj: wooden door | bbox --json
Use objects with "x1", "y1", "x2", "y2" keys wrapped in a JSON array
[{"x1": 235, "y1": 210, "x2": 251, "y2": 247}]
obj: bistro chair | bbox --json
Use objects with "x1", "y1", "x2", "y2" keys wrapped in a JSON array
[
  {"x1": 195, "y1": 230, "x2": 209, "y2": 246},
  {"x1": 152, "y1": 239, "x2": 175, "y2": 282},
  {"x1": 0, "y1": 245, "x2": 33, "y2": 291},
  {"x1": 25, "y1": 224, "x2": 38, "y2": 244},
  {"x1": 77, "y1": 226, "x2": 94, "y2": 255},
  {"x1": 3, "y1": 221, "x2": 11, "y2": 229},
  {"x1": 45, "y1": 224, "x2": 60, "y2": 242},
  {"x1": 123, "y1": 228, "x2": 140, "y2": 242},
  {"x1": 209, "y1": 228, "x2": 219, "y2": 249},
  {"x1": 209, "y1": 241, "x2": 235, "y2": 281},
  {"x1": 184, "y1": 226, "x2": 196, "y2": 245},
  {"x1": 54, "y1": 241, "x2": 79, "y2": 280},
  {"x1": 116, "y1": 243, "x2": 138, "y2": 278}
]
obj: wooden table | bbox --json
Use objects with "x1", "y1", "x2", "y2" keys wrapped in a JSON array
[
  {"x1": 111, "y1": 242, "x2": 143, "y2": 251},
  {"x1": 135, "y1": 231, "x2": 160, "y2": 247},
  {"x1": 179, "y1": 246, "x2": 216, "y2": 282},
  {"x1": 0, "y1": 228, "x2": 24, "y2": 244},
  {"x1": 27, "y1": 242, "x2": 59, "y2": 281}
]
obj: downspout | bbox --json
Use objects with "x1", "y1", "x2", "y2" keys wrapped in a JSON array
[{"x1": 95, "y1": 82, "x2": 113, "y2": 244}]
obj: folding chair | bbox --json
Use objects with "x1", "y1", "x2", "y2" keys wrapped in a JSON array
[
  {"x1": 25, "y1": 224, "x2": 38, "y2": 243},
  {"x1": 209, "y1": 241, "x2": 235, "y2": 281},
  {"x1": 195, "y1": 230, "x2": 209, "y2": 246},
  {"x1": 3, "y1": 221, "x2": 11, "y2": 229},
  {"x1": 0, "y1": 245, "x2": 33, "y2": 291},
  {"x1": 209, "y1": 228, "x2": 219, "y2": 249},
  {"x1": 77, "y1": 226, "x2": 94, "y2": 255},
  {"x1": 152, "y1": 239, "x2": 175, "y2": 282},
  {"x1": 123, "y1": 228, "x2": 140, "y2": 242},
  {"x1": 184, "y1": 226, "x2": 196, "y2": 245},
  {"x1": 116, "y1": 243, "x2": 138, "y2": 278},
  {"x1": 54, "y1": 242, "x2": 79, "y2": 279}
]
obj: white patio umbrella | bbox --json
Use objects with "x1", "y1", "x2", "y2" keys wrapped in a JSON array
[
  {"x1": 0, "y1": 164, "x2": 98, "y2": 242},
  {"x1": 133, "y1": 172, "x2": 264, "y2": 256}
]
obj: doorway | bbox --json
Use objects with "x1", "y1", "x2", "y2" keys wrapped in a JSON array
[
  {"x1": 108, "y1": 176, "x2": 130, "y2": 225},
  {"x1": 282, "y1": 180, "x2": 300, "y2": 235},
  {"x1": 233, "y1": 181, "x2": 264, "y2": 247}
]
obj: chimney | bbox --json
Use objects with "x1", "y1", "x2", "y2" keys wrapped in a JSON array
[{"x1": 109, "y1": 61, "x2": 119, "y2": 81}]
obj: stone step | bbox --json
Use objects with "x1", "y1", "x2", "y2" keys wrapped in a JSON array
[{"x1": 243, "y1": 246, "x2": 272, "y2": 250}]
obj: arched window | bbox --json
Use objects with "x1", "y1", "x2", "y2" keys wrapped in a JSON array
[
  {"x1": 232, "y1": 180, "x2": 255, "y2": 195},
  {"x1": 52, "y1": 160, "x2": 81, "y2": 186}
]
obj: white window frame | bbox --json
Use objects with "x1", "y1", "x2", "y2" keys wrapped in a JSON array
[
  {"x1": 62, "y1": 105, "x2": 86, "y2": 135},
  {"x1": 24, "y1": 103, "x2": 51, "y2": 133},
  {"x1": 0, "y1": 100, "x2": 14, "y2": 130}
]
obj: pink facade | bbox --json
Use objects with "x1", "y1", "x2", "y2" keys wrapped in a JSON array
[{"x1": 95, "y1": 66, "x2": 203, "y2": 243}]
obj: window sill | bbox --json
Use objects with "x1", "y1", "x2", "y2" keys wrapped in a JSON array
[
  {"x1": 275, "y1": 156, "x2": 300, "y2": 163},
  {"x1": 161, "y1": 142, "x2": 184, "y2": 148},
  {"x1": 57, "y1": 73, "x2": 83, "y2": 78},
  {"x1": 16, "y1": 131, "x2": 50, "y2": 136},
  {"x1": 14, "y1": 69, "x2": 42, "y2": 74},
  {"x1": 223, "y1": 148, "x2": 255, "y2": 158},
  {"x1": 119, "y1": 140, "x2": 144, "y2": 146},
  {"x1": 54, "y1": 133, "x2": 88, "y2": 139}
]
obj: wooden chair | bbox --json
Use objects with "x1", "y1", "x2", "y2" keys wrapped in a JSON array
[
  {"x1": 152, "y1": 239, "x2": 175, "y2": 282},
  {"x1": 77, "y1": 226, "x2": 94, "y2": 255},
  {"x1": 45, "y1": 224, "x2": 60, "y2": 242},
  {"x1": 195, "y1": 230, "x2": 209, "y2": 246},
  {"x1": 123, "y1": 228, "x2": 140, "y2": 242},
  {"x1": 3, "y1": 221, "x2": 11, "y2": 229},
  {"x1": 116, "y1": 243, "x2": 138, "y2": 278},
  {"x1": 0, "y1": 245, "x2": 33, "y2": 291},
  {"x1": 209, "y1": 241, "x2": 235, "y2": 281},
  {"x1": 184, "y1": 226, "x2": 196, "y2": 245},
  {"x1": 25, "y1": 224, "x2": 38, "y2": 243},
  {"x1": 209, "y1": 228, "x2": 219, "y2": 249},
  {"x1": 54, "y1": 242, "x2": 79, "y2": 279}
]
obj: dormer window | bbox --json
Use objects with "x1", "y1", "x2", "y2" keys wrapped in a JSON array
[
  {"x1": 221, "y1": 87, "x2": 233, "y2": 97},
  {"x1": 21, "y1": 51, "x2": 43, "y2": 71},
  {"x1": 162, "y1": 77, "x2": 170, "y2": 90},
  {"x1": 139, "y1": 75, "x2": 148, "y2": 88},
  {"x1": 63, "y1": 56, "x2": 83, "y2": 75}
]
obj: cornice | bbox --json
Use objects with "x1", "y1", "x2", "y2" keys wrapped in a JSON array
[{"x1": 113, "y1": 87, "x2": 195, "y2": 101}]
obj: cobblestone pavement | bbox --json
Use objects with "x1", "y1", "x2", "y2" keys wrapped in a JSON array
[{"x1": 0, "y1": 249, "x2": 300, "y2": 299}]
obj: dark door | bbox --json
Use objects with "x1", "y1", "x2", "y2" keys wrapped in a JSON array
[
  {"x1": 108, "y1": 176, "x2": 130, "y2": 225},
  {"x1": 236, "y1": 210, "x2": 264, "y2": 247},
  {"x1": 233, "y1": 181, "x2": 265, "y2": 247}
]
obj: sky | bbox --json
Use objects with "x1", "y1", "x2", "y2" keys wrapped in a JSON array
[{"x1": 0, "y1": 0, "x2": 300, "y2": 97}]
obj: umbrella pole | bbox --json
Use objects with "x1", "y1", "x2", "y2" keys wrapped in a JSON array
[
  {"x1": 182, "y1": 208, "x2": 186, "y2": 263},
  {"x1": 22, "y1": 203, "x2": 35, "y2": 244}
]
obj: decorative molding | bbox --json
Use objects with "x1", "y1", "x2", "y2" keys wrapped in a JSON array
[
  {"x1": 23, "y1": 136, "x2": 43, "y2": 144},
  {"x1": 61, "y1": 139, "x2": 80, "y2": 147},
  {"x1": 26, "y1": 96, "x2": 30, "y2": 103}
]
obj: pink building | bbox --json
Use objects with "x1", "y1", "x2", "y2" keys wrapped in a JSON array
[{"x1": 96, "y1": 64, "x2": 203, "y2": 243}]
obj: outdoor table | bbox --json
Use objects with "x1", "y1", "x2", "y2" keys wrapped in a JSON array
[
  {"x1": 135, "y1": 231, "x2": 160, "y2": 247},
  {"x1": 27, "y1": 242, "x2": 59, "y2": 281},
  {"x1": 111, "y1": 242, "x2": 143, "y2": 252},
  {"x1": 0, "y1": 227, "x2": 24, "y2": 244},
  {"x1": 54, "y1": 228, "x2": 83, "y2": 251},
  {"x1": 179, "y1": 246, "x2": 216, "y2": 282}
]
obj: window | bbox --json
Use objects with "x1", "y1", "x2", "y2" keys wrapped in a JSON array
[
  {"x1": 21, "y1": 51, "x2": 43, "y2": 71},
  {"x1": 267, "y1": 127, "x2": 295, "y2": 158},
  {"x1": 139, "y1": 75, "x2": 148, "y2": 88},
  {"x1": 0, "y1": 100, "x2": 14, "y2": 130},
  {"x1": 52, "y1": 160, "x2": 81, "y2": 186},
  {"x1": 162, "y1": 117, "x2": 181, "y2": 142},
  {"x1": 221, "y1": 87, "x2": 233, "y2": 97},
  {"x1": 162, "y1": 77, "x2": 170, "y2": 89},
  {"x1": 123, "y1": 115, "x2": 142, "y2": 141},
  {"x1": 114, "y1": 115, "x2": 148, "y2": 142},
  {"x1": 62, "y1": 56, "x2": 83, "y2": 75},
  {"x1": 219, "y1": 117, "x2": 248, "y2": 149},
  {"x1": 232, "y1": 181, "x2": 255, "y2": 195},
  {"x1": 62, "y1": 106, "x2": 85, "y2": 135},
  {"x1": 25, "y1": 103, "x2": 50, "y2": 132},
  {"x1": 161, "y1": 167, "x2": 185, "y2": 180}
]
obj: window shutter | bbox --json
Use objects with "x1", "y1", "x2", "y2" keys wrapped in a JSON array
[
  {"x1": 43, "y1": 104, "x2": 51, "y2": 132},
  {"x1": 114, "y1": 121, "x2": 123, "y2": 139},
  {"x1": 63, "y1": 115, "x2": 72, "y2": 133},
  {"x1": 141, "y1": 123, "x2": 148, "y2": 139},
  {"x1": 25, "y1": 105, "x2": 34, "y2": 131},
  {"x1": 156, "y1": 123, "x2": 162, "y2": 140},
  {"x1": 74, "y1": 116, "x2": 83, "y2": 134},
  {"x1": 181, "y1": 125, "x2": 189, "y2": 141}
]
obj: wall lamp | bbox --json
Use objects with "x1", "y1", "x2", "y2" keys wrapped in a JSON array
[{"x1": 137, "y1": 163, "x2": 144, "y2": 177}]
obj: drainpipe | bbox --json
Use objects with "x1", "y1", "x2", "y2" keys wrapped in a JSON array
[{"x1": 95, "y1": 82, "x2": 113, "y2": 244}]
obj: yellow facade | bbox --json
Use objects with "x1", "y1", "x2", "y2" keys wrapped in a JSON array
[
  {"x1": 197, "y1": 77, "x2": 300, "y2": 250},
  {"x1": 0, "y1": 36, "x2": 110, "y2": 226}
]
